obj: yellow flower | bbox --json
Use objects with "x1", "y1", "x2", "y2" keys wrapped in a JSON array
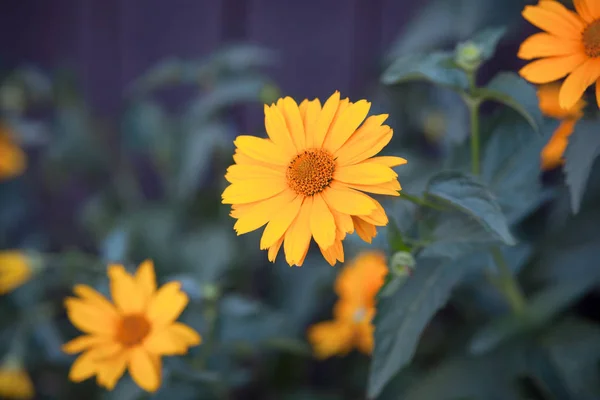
[
  {"x1": 307, "y1": 251, "x2": 388, "y2": 359},
  {"x1": 537, "y1": 83, "x2": 586, "y2": 170},
  {"x1": 518, "y1": 0, "x2": 600, "y2": 109},
  {"x1": 222, "y1": 91, "x2": 407, "y2": 267},
  {"x1": 62, "y1": 260, "x2": 201, "y2": 393},
  {"x1": 0, "y1": 125, "x2": 26, "y2": 181},
  {"x1": 0, "y1": 251, "x2": 33, "y2": 295},
  {"x1": 0, "y1": 356, "x2": 35, "y2": 399}
]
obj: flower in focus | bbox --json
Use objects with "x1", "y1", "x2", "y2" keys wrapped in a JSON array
[
  {"x1": 537, "y1": 83, "x2": 586, "y2": 170},
  {"x1": 0, "y1": 355, "x2": 35, "y2": 399},
  {"x1": 0, "y1": 251, "x2": 33, "y2": 295},
  {"x1": 307, "y1": 251, "x2": 388, "y2": 359},
  {"x1": 0, "y1": 125, "x2": 26, "y2": 181},
  {"x1": 222, "y1": 91, "x2": 407, "y2": 267},
  {"x1": 518, "y1": 0, "x2": 600, "y2": 109},
  {"x1": 63, "y1": 260, "x2": 201, "y2": 392}
]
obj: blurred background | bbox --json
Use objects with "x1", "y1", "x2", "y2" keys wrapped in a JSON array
[{"x1": 2, "y1": 0, "x2": 600, "y2": 399}]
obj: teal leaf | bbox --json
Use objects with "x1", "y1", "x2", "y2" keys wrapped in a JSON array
[
  {"x1": 425, "y1": 171, "x2": 516, "y2": 246},
  {"x1": 477, "y1": 72, "x2": 543, "y2": 132},
  {"x1": 481, "y1": 112, "x2": 549, "y2": 223},
  {"x1": 381, "y1": 51, "x2": 468, "y2": 91},
  {"x1": 368, "y1": 256, "x2": 469, "y2": 398},
  {"x1": 564, "y1": 119, "x2": 600, "y2": 214}
]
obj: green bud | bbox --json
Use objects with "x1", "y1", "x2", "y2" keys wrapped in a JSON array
[
  {"x1": 455, "y1": 41, "x2": 483, "y2": 72},
  {"x1": 259, "y1": 83, "x2": 281, "y2": 104},
  {"x1": 390, "y1": 251, "x2": 416, "y2": 277},
  {"x1": 202, "y1": 283, "x2": 220, "y2": 302}
]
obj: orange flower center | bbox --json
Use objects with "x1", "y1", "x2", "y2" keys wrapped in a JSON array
[
  {"x1": 583, "y1": 20, "x2": 600, "y2": 58},
  {"x1": 286, "y1": 149, "x2": 335, "y2": 196},
  {"x1": 116, "y1": 314, "x2": 151, "y2": 347}
]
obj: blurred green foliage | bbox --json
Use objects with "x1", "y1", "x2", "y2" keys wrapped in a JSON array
[{"x1": 1, "y1": 1, "x2": 600, "y2": 399}]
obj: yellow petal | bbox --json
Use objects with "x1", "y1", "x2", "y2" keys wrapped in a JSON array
[
  {"x1": 128, "y1": 347, "x2": 161, "y2": 393},
  {"x1": 331, "y1": 209, "x2": 354, "y2": 235},
  {"x1": 307, "y1": 320, "x2": 355, "y2": 359},
  {"x1": 334, "y1": 163, "x2": 397, "y2": 185},
  {"x1": 584, "y1": 0, "x2": 600, "y2": 20},
  {"x1": 299, "y1": 98, "x2": 322, "y2": 147},
  {"x1": 144, "y1": 323, "x2": 201, "y2": 355},
  {"x1": 221, "y1": 178, "x2": 287, "y2": 205},
  {"x1": 232, "y1": 190, "x2": 297, "y2": 235},
  {"x1": 323, "y1": 100, "x2": 371, "y2": 153},
  {"x1": 517, "y1": 32, "x2": 583, "y2": 60},
  {"x1": 277, "y1": 97, "x2": 306, "y2": 150},
  {"x1": 108, "y1": 265, "x2": 145, "y2": 314},
  {"x1": 170, "y1": 322, "x2": 202, "y2": 347},
  {"x1": 225, "y1": 164, "x2": 284, "y2": 183},
  {"x1": 355, "y1": 321, "x2": 375, "y2": 355},
  {"x1": 69, "y1": 351, "x2": 99, "y2": 382},
  {"x1": 73, "y1": 285, "x2": 119, "y2": 318},
  {"x1": 519, "y1": 53, "x2": 587, "y2": 84},
  {"x1": 135, "y1": 260, "x2": 157, "y2": 305},
  {"x1": 352, "y1": 217, "x2": 377, "y2": 243},
  {"x1": 283, "y1": 197, "x2": 313, "y2": 267},
  {"x1": 268, "y1": 236, "x2": 284, "y2": 263},
  {"x1": 573, "y1": 0, "x2": 595, "y2": 23},
  {"x1": 62, "y1": 335, "x2": 110, "y2": 354},
  {"x1": 310, "y1": 194, "x2": 336, "y2": 250},
  {"x1": 234, "y1": 135, "x2": 289, "y2": 166},
  {"x1": 264, "y1": 105, "x2": 297, "y2": 156},
  {"x1": 260, "y1": 195, "x2": 303, "y2": 249},
  {"x1": 347, "y1": 180, "x2": 401, "y2": 196},
  {"x1": 336, "y1": 126, "x2": 393, "y2": 167},
  {"x1": 596, "y1": 78, "x2": 600, "y2": 108},
  {"x1": 146, "y1": 282, "x2": 189, "y2": 327},
  {"x1": 95, "y1": 351, "x2": 128, "y2": 390},
  {"x1": 559, "y1": 57, "x2": 600, "y2": 109},
  {"x1": 64, "y1": 298, "x2": 118, "y2": 335},
  {"x1": 312, "y1": 91, "x2": 341, "y2": 147},
  {"x1": 522, "y1": 3, "x2": 584, "y2": 40},
  {"x1": 358, "y1": 200, "x2": 389, "y2": 226},
  {"x1": 321, "y1": 182, "x2": 377, "y2": 216},
  {"x1": 361, "y1": 156, "x2": 407, "y2": 168},
  {"x1": 541, "y1": 119, "x2": 577, "y2": 170}
]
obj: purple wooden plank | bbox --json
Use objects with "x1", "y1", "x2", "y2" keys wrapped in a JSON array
[
  {"x1": 380, "y1": 0, "x2": 421, "y2": 53},
  {"x1": 119, "y1": 0, "x2": 223, "y2": 87},
  {"x1": 349, "y1": 0, "x2": 383, "y2": 97}
]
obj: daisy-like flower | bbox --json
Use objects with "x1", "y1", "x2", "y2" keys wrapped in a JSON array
[
  {"x1": 222, "y1": 91, "x2": 407, "y2": 267},
  {"x1": 0, "y1": 251, "x2": 34, "y2": 295},
  {"x1": 0, "y1": 125, "x2": 26, "y2": 181},
  {"x1": 518, "y1": 0, "x2": 600, "y2": 109},
  {"x1": 537, "y1": 83, "x2": 586, "y2": 170},
  {"x1": 0, "y1": 355, "x2": 34, "y2": 399},
  {"x1": 307, "y1": 251, "x2": 388, "y2": 359},
  {"x1": 63, "y1": 260, "x2": 201, "y2": 392}
]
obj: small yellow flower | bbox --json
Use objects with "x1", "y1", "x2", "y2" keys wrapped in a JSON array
[
  {"x1": 0, "y1": 125, "x2": 26, "y2": 181},
  {"x1": 537, "y1": 83, "x2": 586, "y2": 170},
  {"x1": 63, "y1": 260, "x2": 201, "y2": 393},
  {"x1": 307, "y1": 251, "x2": 388, "y2": 359},
  {"x1": 222, "y1": 91, "x2": 407, "y2": 267},
  {"x1": 0, "y1": 356, "x2": 35, "y2": 399},
  {"x1": 0, "y1": 251, "x2": 33, "y2": 295},
  {"x1": 518, "y1": 0, "x2": 600, "y2": 109}
]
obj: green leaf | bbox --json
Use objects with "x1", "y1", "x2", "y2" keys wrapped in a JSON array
[
  {"x1": 469, "y1": 278, "x2": 598, "y2": 355},
  {"x1": 424, "y1": 171, "x2": 516, "y2": 246},
  {"x1": 368, "y1": 256, "x2": 469, "y2": 398},
  {"x1": 381, "y1": 51, "x2": 468, "y2": 90},
  {"x1": 468, "y1": 26, "x2": 507, "y2": 61},
  {"x1": 481, "y1": 111, "x2": 549, "y2": 223},
  {"x1": 477, "y1": 72, "x2": 543, "y2": 132},
  {"x1": 564, "y1": 119, "x2": 600, "y2": 214}
]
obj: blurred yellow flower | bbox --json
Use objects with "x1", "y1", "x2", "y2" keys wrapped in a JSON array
[
  {"x1": 0, "y1": 251, "x2": 33, "y2": 295},
  {"x1": 307, "y1": 251, "x2": 388, "y2": 359},
  {"x1": 63, "y1": 260, "x2": 201, "y2": 392},
  {"x1": 0, "y1": 356, "x2": 34, "y2": 399},
  {"x1": 222, "y1": 91, "x2": 407, "y2": 267},
  {"x1": 518, "y1": 0, "x2": 600, "y2": 109},
  {"x1": 0, "y1": 125, "x2": 26, "y2": 181},
  {"x1": 537, "y1": 83, "x2": 586, "y2": 170}
]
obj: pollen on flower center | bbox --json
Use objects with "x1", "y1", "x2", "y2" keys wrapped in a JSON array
[
  {"x1": 583, "y1": 20, "x2": 600, "y2": 58},
  {"x1": 286, "y1": 149, "x2": 336, "y2": 196},
  {"x1": 116, "y1": 314, "x2": 151, "y2": 347}
]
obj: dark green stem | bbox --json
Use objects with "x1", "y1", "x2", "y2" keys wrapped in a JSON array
[{"x1": 491, "y1": 248, "x2": 527, "y2": 314}]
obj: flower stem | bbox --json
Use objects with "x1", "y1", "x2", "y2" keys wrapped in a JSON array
[
  {"x1": 468, "y1": 98, "x2": 481, "y2": 176},
  {"x1": 400, "y1": 192, "x2": 444, "y2": 211},
  {"x1": 490, "y1": 248, "x2": 527, "y2": 314}
]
